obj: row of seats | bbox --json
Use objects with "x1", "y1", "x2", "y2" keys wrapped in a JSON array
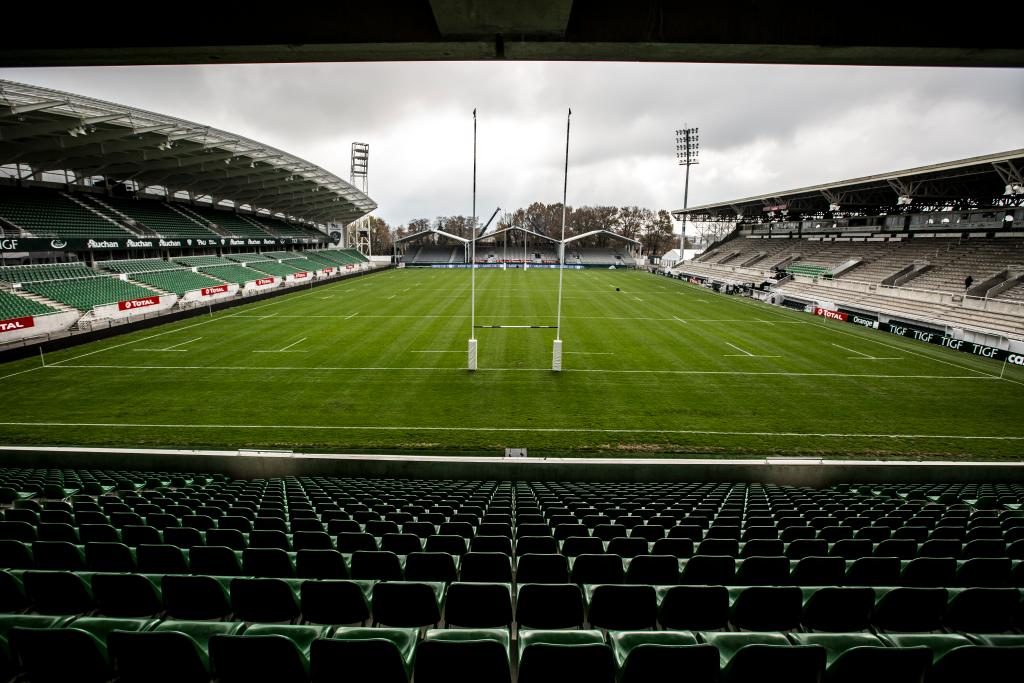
[
  {"x1": 22, "y1": 277, "x2": 159, "y2": 312},
  {"x1": 5, "y1": 569, "x2": 1024, "y2": 634},
  {"x1": 0, "y1": 288, "x2": 56, "y2": 318},
  {"x1": 5, "y1": 536, "x2": 1024, "y2": 589},
  {"x1": 5, "y1": 616, "x2": 1024, "y2": 683}
]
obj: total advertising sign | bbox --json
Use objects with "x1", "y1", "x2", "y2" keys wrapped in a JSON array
[
  {"x1": 814, "y1": 307, "x2": 848, "y2": 322},
  {"x1": 201, "y1": 285, "x2": 230, "y2": 296},
  {"x1": 293, "y1": 272, "x2": 309, "y2": 279},
  {"x1": 255, "y1": 277, "x2": 275, "y2": 286},
  {"x1": 322, "y1": 267, "x2": 334, "y2": 274},
  {"x1": 345, "y1": 264, "x2": 355, "y2": 270},
  {"x1": 0, "y1": 316, "x2": 34, "y2": 332},
  {"x1": 118, "y1": 296, "x2": 160, "y2": 311}
]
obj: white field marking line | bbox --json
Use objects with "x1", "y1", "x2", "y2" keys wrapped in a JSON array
[
  {"x1": 564, "y1": 351, "x2": 614, "y2": 355},
  {"x1": 42, "y1": 298, "x2": 282, "y2": 369},
  {"x1": 2, "y1": 420, "x2": 1021, "y2": 441},
  {"x1": 0, "y1": 365, "x2": 45, "y2": 382},
  {"x1": 756, "y1": 318, "x2": 775, "y2": 326},
  {"x1": 727, "y1": 292, "x2": 999, "y2": 379},
  {"x1": 832, "y1": 343, "x2": 901, "y2": 361},
  {"x1": 724, "y1": 341, "x2": 780, "y2": 359},
  {"x1": 44, "y1": 364, "x2": 992, "y2": 380},
  {"x1": 344, "y1": 312, "x2": 359, "y2": 320},
  {"x1": 254, "y1": 337, "x2": 309, "y2": 354},
  {"x1": 410, "y1": 350, "x2": 463, "y2": 353},
  {"x1": 134, "y1": 337, "x2": 203, "y2": 353},
  {"x1": 385, "y1": 295, "x2": 396, "y2": 301},
  {"x1": 260, "y1": 313, "x2": 279, "y2": 319},
  {"x1": 673, "y1": 316, "x2": 687, "y2": 324},
  {"x1": 633, "y1": 297, "x2": 643, "y2": 302}
]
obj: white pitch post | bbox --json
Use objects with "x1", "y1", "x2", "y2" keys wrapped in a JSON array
[
  {"x1": 468, "y1": 107, "x2": 478, "y2": 371},
  {"x1": 553, "y1": 107, "x2": 571, "y2": 372}
]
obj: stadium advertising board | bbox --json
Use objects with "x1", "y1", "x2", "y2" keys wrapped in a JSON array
[
  {"x1": 117, "y1": 296, "x2": 160, "y2": 311},
  {"x1": 293, "y1": 272, "x2": 309, "y2": 279},
  {"x1": 255, "y1": 277, "x2": 275, "y2": 286},
  {"x1": 814, "y1": 307, "x2": 848, "y2": 322},
  {"x1": 0, "y1": 236, "x2": 326, "y2": 252},
  {"x1": 201, "y1": 285, "x2": 230, "y2": 296},
  {"x1": 878, "y1": 321, "x2": 1011, "y2": 361},
  {"x1": 0, "y1": 316, "x2": 34, "y2": 332}
]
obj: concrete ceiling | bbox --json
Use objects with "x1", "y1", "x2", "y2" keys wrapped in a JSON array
[{"x1": 1, "y1": 1, "x2": 1020, "y2": 68}]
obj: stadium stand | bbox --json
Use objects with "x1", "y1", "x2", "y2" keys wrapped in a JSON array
[
  {"x1": 224, "y1": 253, "x2": 276, "y2": 264},
  {"x1": 247, "y1": 261, "x2": 305, "y2": 278},
  {"x1": 0, "y1": 263, "x2": 98, "y2": 284},
  {"x1": 408, "y1": 246, "x2": 464, "y2": 264},
  {"x1": 0, "y1": 188, "x2": 131, "y2": 239},
  {"x1": 1, "y1": 470, "x2": 1024, "y2": 682},
  {"x1": 0, "y1": 289, "x2": 58, "y2": 318},
  {"x1": 129, "y1": 270, "x2": 227, "y2": 296},
  {"x1": 18, "y1": 278, "x2": 159, "y2": 312},
  {"x1": 172, "y1": 256, "x2": 235, "y2": 268},
  {"x1": 199, "y1": 264, "x2": 273, "y2": 285},
  {"x1": 96, "y1": 258, "x2": 179, "y2": 275},
  {"x1": 185, "y1": 205, "x2": 274, "y2": 238},
  {"x1": 88, "y1": 196, "x2": 217, "y2": 238}
]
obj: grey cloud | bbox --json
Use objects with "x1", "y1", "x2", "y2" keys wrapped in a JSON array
[{"x1": 1, "y1": 62, "x2": 1022, "y2": 226}]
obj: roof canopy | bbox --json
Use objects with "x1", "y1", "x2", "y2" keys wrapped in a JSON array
[
  {"x1": 0, "y1": 2, "x2": 1019, "y2": 68},
  {"x1": 0, "y1": 80, "x2": 376, "y2": 225},
  {"x1": 676, "y1": 149, "x2": 1024, "y2": 222},
  {"x1": 395, "y1": 227, "x2": 468, "y2": 245},
  {"x1": 563, "y1": 229, "x2": 640, "y2": 247}
]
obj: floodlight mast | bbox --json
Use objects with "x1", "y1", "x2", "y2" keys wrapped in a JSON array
[{"x1": 675, "y1": 126, "x2": 699, "y2": 256}]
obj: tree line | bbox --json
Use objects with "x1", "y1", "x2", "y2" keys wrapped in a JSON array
[{"x1": 355, "y1": 203, "x2": 695, "y2": 258}]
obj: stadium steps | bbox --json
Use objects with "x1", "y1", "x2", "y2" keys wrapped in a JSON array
[
  {"x1": 59, "y1": 192, "x2": 148, "y2": 238},
  {"x1": 129, "y1": 270, "x2": 227, "y2": 296},
  {"x1": 96, "y1": 258, "x2": 179, "y2": 275},
  {"x1": 186, "y1": 206, "x2": 274, "y2": 239},
  {"x1": 0, "y1": 288, "x2": 60, "y2": 318},
  {"x1": 239, "y1": 214, "x2": 281, "y2": 237},
  {"x1": 224, "y1": 253, "x2": 276, "y2": 264},
  {"x1": 80, "y1": 195, "x2": 159, "y2": 238},
  {"x1": 98, "y1": 196, "x2": 218, "y2": 238},
  {"x1": 0, "y1": 188, "x2": 132, "y2": 239},
  {"x1": 168, "y1": 204, "x2": 232, "y2": 238},
  {"x1": 172, "y1": 256, "x2": 234, "y2": 268}
]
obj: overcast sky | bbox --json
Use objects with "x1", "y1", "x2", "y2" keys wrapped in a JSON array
[{"x1": 1, "y1": 62, "x2": 1022, "y2": 229}]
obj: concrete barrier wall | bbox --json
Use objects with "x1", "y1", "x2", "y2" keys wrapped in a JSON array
[
  {"x1": 0, "y1": 310, "x2": 79, "y2": 343},
  {"x1": 0, "y1": 446, "x2": 1021, "y2": 486}
]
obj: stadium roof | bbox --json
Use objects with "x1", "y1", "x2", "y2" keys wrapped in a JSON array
[
  {"x1": 675, "y1": 149, "x2": 1024, "y2": 222},
  {"x1": 0, "y1": 80, "x2": 376, "y2": 225},
  {"x1": 0, "y1": 2, "x2": 1019, "y2": 68}
]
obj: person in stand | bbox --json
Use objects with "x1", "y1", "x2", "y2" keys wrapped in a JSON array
[{"x1": 965, "y1": 274, "x2": 974, "y2": 290}]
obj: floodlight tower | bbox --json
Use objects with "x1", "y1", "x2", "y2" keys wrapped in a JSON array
[
  {"x1": 350, "y1": 142, "x2": 370, "y2": 256},
  {"x1": 675, "y1": 127, "x2": 699, "y2": 255}
]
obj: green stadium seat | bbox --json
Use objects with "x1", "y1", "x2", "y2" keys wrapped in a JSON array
[
  {"x1": 137, "y1": 543, "x2": 189, "y2": 574},
  {"x1": 791, "y1": 632, "x2": 932, "y2": 683},
  {"x1": 518, "y1": 629, "x2": 615, "y2": 683},
  {"x1": 0, "y1": 540, "x2": 33, "y2": 569},
  {"x1": 610, "y1": 631, "x2": 719, "y2": 683},
  {"x1": 702, "y1": 632, "x2": 826, "y2": 683},
  {"x1": 110, "y1": 619, "x2": 244, "y2": 683},
  {"x1": 230, "y1": 577, "x2": 301, "y2": 623},
  {"x1": 210, "y1": 623, "x2": 328, "y2": 683},
  {"x1": 24, "y1": 570, "x2": 96, "y2": 614},
  {"x1": 415, "y1": 628, "x2": 512, "y2": 683},
  {"x1": 11, "y1": 616, "x2": 155, "y2": 683},
  {"x1": 516, "y1": 583, "x2": 585, "y2": 629},
  {"x1": 587, "y1": 584, "x2": 658, "y2": 630},
  {"x1": 405, "y1": 551, "x2": 459, "y2": 582},
  {"x1": 311, "y1": 627, "x2": 417, "y2": 683},
  {"x1": 371, "y1": 581, "x2": 443, "y2": 627},
  {"x1": 517, "y1": 553, "x2": 570, "y2": 583},
  {"x1": 872, "y1": 587, "x2": 948, "y2": 632},
  {"x1": 658, "y1": 584, "x2": 729, "y2": 630},
  {"x1": 162, "y1": 574, "x2": 232, "y2": 620},
  {"x1": 243, "y1": 547, "x2": 296, "y2": 578},
  {"x1": 92, "y1": 573, "x2": 162, "y2": 617},
  {"x1": 443, "y1": 582, "x2": 513, "y2": 628},
  {"x1": 944, "y1": 587, "x2": 1021, "y2": 632}
]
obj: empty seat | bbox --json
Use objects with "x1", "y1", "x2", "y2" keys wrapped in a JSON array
[
  {"x1": 887, "y1": 633, "x2": 1024, "y2": 683},
  {"x1": 572, "y1": 554, "x2": 625, "y2": 584},
  {"x1": 682, "y1": 555, "x2": 735, "y2": 584},
  {"x1": 516, "y1": 583, "x2": 585, "y2": 629},
  {"x1": 846, "y1": 556, "x2": 901, "y2": 586},
  {"x1": 351, "y1": 550, "x2": 404, "y2": 580},
  {"x1": 735, "y1": 556, "x2": 790, "y2": 585},
  {"x1": 801, "y1": 587, "x2": 875, "y2": 632},
  {"x1": 415, "y1": 628, "x2": 512, "y2": 683},
  {"x1": 518, "y1": 629, "x2": 615, "y2": 683},
  {"x1": 300, "y1": 579, "x2": 372, "y2": 625},
  {"x1": 944, "y1": 587, "x2": 1021, "y2": 633},
  {"x1": 110, "y1": 620, "x2": 245, "y2": 683},
  {"x1": 610, "y1": 631, "x2": 719, "y2": 683},
  {"x1": 702, "y1": 632, "x2": 825, "y2": 683},
  {"x1": 137, "y1": 543, "x2": 189, "y2": 574},
  {"x1": 587, "y1": 584, "x2": 657, "y2": 630},
  {"x1": 296, "y1": 549, "x2": 349, "y2": 579},
  {"x1": 231, "y1": 578, "x2": 300, "y2": 623},
  {"x1": 405, "y1": 552, "x2": 459, "y2": 582},
  {"x1": 730, "y1": 586, "x2": 802, "y2": 631},
  {"x1": 12, "y1": 616, "x2": 153, "y2": 683},
  {"x1": 243, "y1": 547, "x2": 296, "y2": 578},
  {"x1": 311, "y1": 627, "x2": 416, "y2": 683},
  {"x1": 791, "y1": 556, "x2": 845, "y2": 585},
  {"x1": 210, "y1": 624, "x2": 328, "y2": 683},
  {"x1": 189, "y1": 545, "x2": 243, "y2": 576},
  {"x1": 372, "y1": 581, "x2": 443, "y2": 627},
  {"x1": 517, "y1": 554, "x2": 569, "y2": 583},
  {"x1": 657, "y1": 585, "x2": 728, "y2": 630},
  {"x1": 92, "y1": 573, "x2": 162, "y2": 617},
  {"x1": 162, "y1": 575, "x2": 232, "y2": 620},
  {"x1": 625, "y1": 554, "x2": 680, "y2": 585},
  {"x1": 872, "y1": 587, "x2": 948, "y2": 632},
  {"x1": 791, "y1": 633, "x2": 931, "y2": 683},
  {"x1": 460, "y1": 552, "x2": 513, "y2": 582},
  {"x1": 23, "y1": 570, "x2": 95, "y2": 614}
]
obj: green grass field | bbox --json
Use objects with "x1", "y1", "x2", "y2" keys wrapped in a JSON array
[{"x1": 1, "y1": 266, "x2": 1022, "y2": 458}]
